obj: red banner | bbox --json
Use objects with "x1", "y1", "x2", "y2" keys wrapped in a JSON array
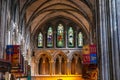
[
  {"x1": 90, "y1": 44, "x2": 96, "y2": 54},
  {"x1": 6, "y1": 45, "x2": 23, "y2": 73},
  {"x1": 11, "y1": 45, "x2": 20, "y2": 69},
  {"x1": 82, "y1": 44, "x2": 97, "y2": 64},
  {"x1": 82, "y1": 54, "x2": 90, "y2": 64}
]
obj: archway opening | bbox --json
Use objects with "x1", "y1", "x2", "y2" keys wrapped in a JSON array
[{"x1": 38, "y1": 54, "x2": 50, "y2": 75}]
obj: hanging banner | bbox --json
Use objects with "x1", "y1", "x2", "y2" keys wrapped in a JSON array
[
  {"x1": 90, "y1": 44, "x2": 96, "y2": 54},
  {"x1": 82, "y1": 54, "x2": 90, "y2": 64},
  {"x1": 90, "y1": 44, "x2": 97, "y2": 64},
  {"x1": 82, "y1": 45, "x2": 90, "y2": 54},
  {"x1": 90, "y1": 54, "x2": 97, "y2": 64},
  {"x1": 11, "y1": 45, "x2": 20, "y2": 69},
  {"x1": 6, "y1": 45, "x2": 14, "y2": 54},
  {"x1": 6, "y1": 45, "x2": 13, "y2": 61},
  {"x1": 82, "y1": 44, "x2": 97, "y2": 64},
  {"x1": 82, "y1": 45, "x2": 90, "y2": 64},
  {"x1": 6, "y1": 45, "x2": 22, "y2": 73}
]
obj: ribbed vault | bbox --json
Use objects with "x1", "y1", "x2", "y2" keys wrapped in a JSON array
[{"x1": 21, "y1": 0, "x2": 95, "y2": 38}]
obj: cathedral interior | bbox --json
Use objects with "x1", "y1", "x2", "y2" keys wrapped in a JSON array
[{"x1": 0, "y1": 0, "x2": 120, "y2": 80}]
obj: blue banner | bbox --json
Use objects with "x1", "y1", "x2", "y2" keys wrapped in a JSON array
[
  {"x1": 90, "y1": 54, "x2": 97, "y2": 64},
  {"x1": 6, "y1": 45, "x2": 14, "y2": 54}
]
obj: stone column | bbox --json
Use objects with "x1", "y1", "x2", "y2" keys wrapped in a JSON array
[
  {"x1": 117, "y1": 0, "x2": 120, "y2": 55},
  {"x1": 98, "y1": 0, "x2": 111, "y2": 80},
  {"x1": 52, "y1": 61, "x2": 55, "y2": 75},
  {"x1": 116, "y1": 1, "x2": 120, "y2": 79},
  {"x1": 98, "y1": 0, "x2": 120, "y2": 80},
  {"x1": 42, "y1": 59, "x2": 45, "y2": 75},
  {"x1": 36, "y1": 60, "x2": 39, "y2": 75},
  {"x1": 67, "y1": 59, "x2": 71, "y2": 75},
  {"x1": 49, "y1": 61, "x2": 52, "y2": 75},
  {"x1": 50, "y1": 60, "x2": 54, "y2": 75},
  {"x1": 0, "y1": 0, "x2": 7, "y2": 59},
  {"x1": 64, "y1": 61, "x2": 67, "y2": 75},
  {"x1": 59, "y1": 58, "x2": 62, "y2": 75},
  {"x1": 108, "y1": 0, "x2": 120, "y2": 80},
  {"x1": 75, "y1": 57, "x2": 78, "y2": 75}
]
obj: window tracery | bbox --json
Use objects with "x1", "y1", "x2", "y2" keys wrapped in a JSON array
[
  {"x1": 37, "y1": 23, "x2": 84, "y2": 48},
  {"x1": 47, "y1": 27, "x2": 53, "y2": 47},
  {"x1": 38, "y1": 32, "x2": 43, "y2": 48}
]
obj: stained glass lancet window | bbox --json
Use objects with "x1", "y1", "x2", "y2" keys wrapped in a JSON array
[
  {"x1": 47, "y1": 27, "x2": 53, "y2": 47},
  {"x1": 38, "y1": 32, "x2": 43, "y2": 48},
  {"x1": 78, "y1": 32, "x2": 83, "y2": 47},
  {"x1": 68, "y1": 27, "x2": 74, "y2": 47},
  {"x1": 57, "y1": 24, "x2": 64, "y2": 47}
]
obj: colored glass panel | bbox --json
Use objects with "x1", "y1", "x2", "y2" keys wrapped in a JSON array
[
  {"x1": 38, "y1": 32, "x2": 43, "y2": 48},
  {"x1": 57, "y1": 24, "x2": 64, "y2": 47},
  {"x1": 68, "y1": 27, "x2": 74, "y2": 47},
  {"x1": 78, "y1": 32, "x2": 83, "y2": 47},
  {"x1": 47, "y1": 27, "x2": 53, "y2": 47}
]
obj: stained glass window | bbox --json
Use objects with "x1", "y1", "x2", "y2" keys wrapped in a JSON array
[
  {"x1": 57, "y1": 24, "x2": 64, "y2": 47},
  {"x1": 78, "y1": 32, "x2": 83, "y2": 47},
  {"x1": 38, "y1": 32, "x2": 43, "y2": 48},
  {"x1": 47, "y1": 27, "x2": 53, "y2": 47},
  {"x1": 68, "y1": 27, "x2": 74, "y2": 47}
]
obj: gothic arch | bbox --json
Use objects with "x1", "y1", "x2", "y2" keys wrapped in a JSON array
[
  {"x1": 53, "y1": 50, "x2": 67, "y2": 61},
  {"x1": 38, "y1": 54, "x2": 50, "y2": 75},
  {"x1": 68, "y1": 52, "x2": 82, "y2": 62},
  {"x1": 35, "y1": 50, "x2": 53, "y2": 62},
  {"x1": 53, "y1": 51, "x2": 67, "y2": 75},
  {"x1": 70, "y1": 52, "x2": 82, "y2": 75}
]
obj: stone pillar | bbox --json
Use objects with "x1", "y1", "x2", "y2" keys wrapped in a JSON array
[
  {"x1": 116, "y1": 1, "x2": 120, "y2": 79},
  {"x1": 117, "y1": 0, "x2": 120, "y2": 52},
  {"x1": 36, "y1": 60, "x2": 39, "y2": 75},
  {"x1": 49, "y1": 61, "x2": 52, "y2": 75},
  {"x1": 52, "y1": 61, "x2": 55, "y2": 75},
  {"x1": 50, "y1": 60, "x2": 54, "y2": 75},
  {"x1": 64, "y1": 61, "x2": 67, "y2": 75},
  {"x1": 42, "y1": 59, "x2": 45, "y2": 74},
  {"x1": 108, "y1": 0, "x2": 120, "y2": 80},
  {"x1": 59, "y1": 58, "x2": 62, "y2": 75},
  {"x1": 75, "y1": 57, "x2": 78, "y2": 75},
  {"x1": 98, "y1": 0, "x2": 120, "y2": 80},
  {"x1": 98, "y1": 0, "x2": 111, "y2": 80},
  {"x1": 0, "y1": 0, "x2": 7, "y2": 59},
  {"x1": 67, "y1": 59, "x2": 71, "y2": 75}
]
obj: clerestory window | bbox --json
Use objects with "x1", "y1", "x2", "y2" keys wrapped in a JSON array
[{"x1": 37, "y1": 23, "x2": 84, "y2": 48}]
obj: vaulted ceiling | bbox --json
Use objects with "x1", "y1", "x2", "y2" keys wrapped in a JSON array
[{"x1": 20, "y1": 0, "x2": 95, "y2": 37}]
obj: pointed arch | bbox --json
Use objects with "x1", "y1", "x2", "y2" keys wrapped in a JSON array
[
  {"x1": 78, "y1": 32, "x2": 83, "y2": 47},
  {"x1": 47, "y1": 27, "x2": 53, "y2": 47},
  {"x1": 38, "y1": 32, "x2": 43, "y2": 48},
  {"x1": 68, "y1": 27, "x2": 74, "y2": 47},
  {"x1": 56, "y1": 23, "x2": 64, "y2": 48}
]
